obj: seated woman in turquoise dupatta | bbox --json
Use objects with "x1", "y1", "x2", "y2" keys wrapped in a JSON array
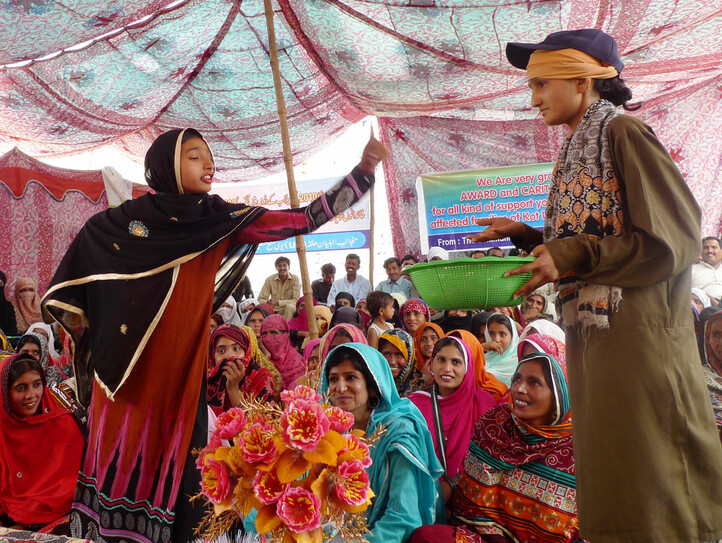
[
  {"x1": 320, "y1": 343, "x2": 444, "y2": 542},
  {"x1": 410, "y1": 348, "x2": 581, "y2": 543}
]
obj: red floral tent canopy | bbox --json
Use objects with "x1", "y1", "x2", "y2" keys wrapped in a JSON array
[{"x1": 1, "y1": 0, "x2": 720, "y2": 256}]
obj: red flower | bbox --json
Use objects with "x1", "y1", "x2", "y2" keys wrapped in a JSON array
[
  {"x1": 325, "y1": 406, "x2": 354, "y2": 433},
  {"x1": 334, "y1": 460, "x2": 371, "y2": 507},
  {"x1": 276, "y1": 486, "x2": 322, "y2": 533},
  {"x1": 240, "y1": 423, "x2": 279, "y2": 466},
  {"x1": 280, "y1": 399, "x2": 330, "y2": 452},
  {"x1": 281, "y1": 384, "x2": 321, "y2": 405},
  {"x1": 217, "y1": 408, "x2": 249, "y2": 440},
  {"x1": 201, "y1": 457, "x2": 232, "y2": 504},
  {"x1": 253, "y1": 469, "x2": 289, "y2": 505}
]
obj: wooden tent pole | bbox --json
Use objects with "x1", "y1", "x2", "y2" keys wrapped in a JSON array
[
  {"x1": 263, "y1": 0, "x2": 318, "y2": 340},
  {"x1": 368, "y1": 123, "x2": 375, "y2": 288}
]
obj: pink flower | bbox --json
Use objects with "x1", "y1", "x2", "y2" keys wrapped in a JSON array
[
  {"x1": 281, "y1": 385, "x2": 321, "y2": 405},
  {"x1": 276, "y1": 486, "x2": 322, "y2": 533},
  {"x1": 215, "y1": 408, "x2": 248, "y2": 440},
  {"x1": 344, "y1": 433, "x2": 372, "y2": 468},
  {"x1": 280, "y1": 399, "x2": 330, "y2": 452},
  {"x1": 240, "y1": 423, "x2": 279, "y2": 465},
  {"x1": 325, "y1": 406, "x2": 354, "y2": 433},
  {"x1": 196, "y1": 436, "x2": 222, "y2": 469},
  {"x1": 253, "y1": 469, "x2": 289, "y2": 505},
  {"x1": 334, "y1": 460, "x2": 370, "y2": 507},
  {"x1": 201, "y1": 457, "x2": 232, "y2": 504}
]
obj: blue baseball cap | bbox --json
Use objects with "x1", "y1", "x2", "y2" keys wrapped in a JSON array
[{"x1": 506, "y1": 29, "x2": 624, "y2": 74}]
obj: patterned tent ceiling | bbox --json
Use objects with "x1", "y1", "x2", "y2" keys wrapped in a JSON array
[{"x1": 1, "y1": 0, "x2": 721, "y2": 254}]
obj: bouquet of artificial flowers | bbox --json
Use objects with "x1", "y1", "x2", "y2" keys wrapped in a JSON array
[{"x1": 195, "y1": 385, "x2": 381, "y2": 542}]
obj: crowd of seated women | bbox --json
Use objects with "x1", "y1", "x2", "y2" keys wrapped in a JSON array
[{"x1": 2, "y1": 241, "x2": 721, "y2": 540}]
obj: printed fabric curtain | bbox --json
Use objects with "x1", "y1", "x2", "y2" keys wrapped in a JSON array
[{"x1": 0, "y1": 0, "x2": 720, "y2": 256}]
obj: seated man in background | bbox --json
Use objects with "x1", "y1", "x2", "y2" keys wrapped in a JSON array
[
  {"x1": 312, "y1": 263, "x2": 335, "y2": 305},
  {"x1": 327, "y1": 253, "x2": 370, "y2": 307},
  {"x1": 401, "y1": 254, "x2": 419, "y2": 268},
  {"x1": 692, "y1": 236, "x2": 722, "y2": 304},
  {"x1": 376, "y1": 257, "x2": 413, "y2": 298},
  {"x1": 258, "y1": 256, "x2": 300, "y2": 319}
]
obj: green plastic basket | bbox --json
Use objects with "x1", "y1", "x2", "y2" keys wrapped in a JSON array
[{"x1": 405, "y1": 257, "x2": 534, "y2": 310}]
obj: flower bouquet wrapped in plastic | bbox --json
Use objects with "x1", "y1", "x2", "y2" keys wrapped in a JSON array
[{"x1": 194, "y1": 385, "x2": 383, "y2": 542}]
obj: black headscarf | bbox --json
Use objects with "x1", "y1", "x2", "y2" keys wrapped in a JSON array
[
  {"x1": 330, "y1": 306, "x2": 365, "y2": 330},
  {"x1": 0, "y1": 270, "x2": 17, "y2": 336},
  {"x1": 42, "y1": 128, "x2": 266, "y2": 405},
  {"x1": 334, "y1": 291, "x2": 356, "y2": 308}
]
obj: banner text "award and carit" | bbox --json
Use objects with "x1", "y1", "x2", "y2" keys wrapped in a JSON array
[{"x1": 416, "y1": 163, "x2": 555, "y2": 253}]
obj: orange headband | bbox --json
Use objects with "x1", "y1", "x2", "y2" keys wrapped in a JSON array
[
  {"x1": 380, "y1": 334, "x2": 409, "y2": 361},
  {"x1": 527, "y1": 48, "x2": 619, "y2": 81}
]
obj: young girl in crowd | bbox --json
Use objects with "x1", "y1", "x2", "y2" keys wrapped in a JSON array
[
  {"x1": 413, "y1": 322, "x2": 444, "y2": 381},
  {"x1": 411, "y1": 350, "x2": 579, "y2": 543},
  {"x1": 409, "y1": 337, "x2": 496, "y2": 501},
  {"x1": 400, "y1": 298, "x2": 430, "y2": 336},
  {"x1": 378, "y1": 329, "x2": 426, "y2": 397},
  {"x1": 0, "y1": 354, "x2": 83, "y2": 532},
  {"x1": 471, "y1": 28, "x2": 722, "y2": 541},
  {"x1": 42, "y1": 128, "x2": 386, "y2": 542},
  {"x1": 320, "y1": 343, "x2": 443, "y2": 542},
  {"x1": 366, "y1": 290, "x2": 395, "y2": 348},
  {"x1": 482, "y1": 312, "x2": 520, "y2": 386},
  {"x1": 206, "y1": 324, "x2": 279, "y2": 414}
]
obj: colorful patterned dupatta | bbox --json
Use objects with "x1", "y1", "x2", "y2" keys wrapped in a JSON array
[{"x1": 450, "y1": 353, "x2": 579, "y2": 543}]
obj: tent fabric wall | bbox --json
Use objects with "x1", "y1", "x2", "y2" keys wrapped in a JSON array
[
  {"x1": 0, "y1": 147, "x2": 109, "y2": 298},
  {"x1": 0, "y1": 0, "x2": 720, "y2": 254}
]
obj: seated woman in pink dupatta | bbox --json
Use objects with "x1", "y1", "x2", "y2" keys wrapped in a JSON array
[
  {"x1": 318, "y1": 323, "x2": 368, "y2": 362},
  {"x1": 409, "y1": 336, "x2": 496, "y2": 502}
]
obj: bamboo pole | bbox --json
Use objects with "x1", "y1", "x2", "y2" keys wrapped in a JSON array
[
  {"x1": 368, "y1": 124, "x2": 375, "y2": 288},
  {"x1": 263, "y1": 0, "x2": 318, "y2": 340}
]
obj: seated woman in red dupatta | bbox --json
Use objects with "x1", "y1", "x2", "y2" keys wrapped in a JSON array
[
  {"x1": 409, "y1": 336, "x2": 496, "y2": 502},
  {"x1": 41, "y1": 128, "x2": 387, "y2": 543},
  {"x1": 0, "y1": 354, "x2": 83, "y2": 533},
  {"x1": 260, "y1": 314, "x2": 305, "y2": 391},
  {"x1": 207, "y1": 324, "x2": 281, "y2": 415},
  {"x1": 410, "y1": 345, "x2": 579, "y2": 543}
]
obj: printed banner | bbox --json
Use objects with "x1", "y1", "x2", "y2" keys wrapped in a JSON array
[
  {"x1": 211, "y1": 176, "x2": 370, "y2": 254},
  {"x1": 416, "y1": 163, "x2": 555, "y2": 253}
]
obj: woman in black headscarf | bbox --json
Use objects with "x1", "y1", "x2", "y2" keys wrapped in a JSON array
[
  {"x1": 0, "y1": 271, "x2": 18, "y2": 336},
  {"x1": 42, "y1": 128, "x2": 387, "y2": 543}
]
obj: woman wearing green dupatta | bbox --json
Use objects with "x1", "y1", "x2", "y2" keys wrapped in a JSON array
[{"x1": 320, "y1": 343, "x2": 443, "y2": 542}]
